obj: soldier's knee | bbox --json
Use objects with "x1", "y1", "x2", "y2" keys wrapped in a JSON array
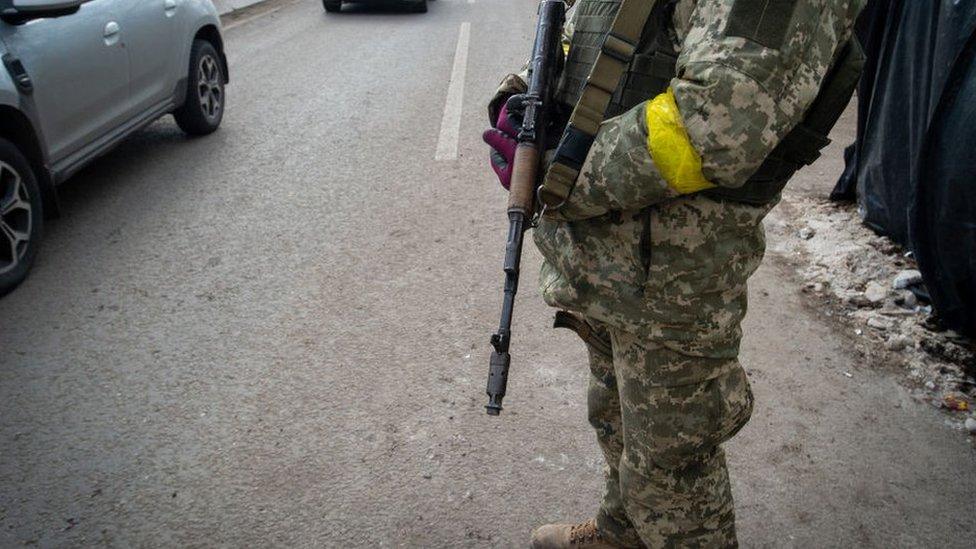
[{"x1": 622, "y1": 366, "x2": 753, "y2": 471}]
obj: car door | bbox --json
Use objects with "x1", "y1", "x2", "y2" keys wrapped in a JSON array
[
  {"x1": 118, "y1": 0, "x2": 179, "y2": 113},
  {"x1": 0, "y1": 0, "x2": 129, "y2": 165}
]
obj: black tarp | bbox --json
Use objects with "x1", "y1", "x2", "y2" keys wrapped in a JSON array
[
  {"x1": 834, "y1": 0, "x2": 976, "y2": 336},
  {"x1": 831, "y1": 0, "x2": 896, "y2": 202}
]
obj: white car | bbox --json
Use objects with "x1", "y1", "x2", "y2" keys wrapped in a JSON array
[{"x1": 0, "y1": 0, "x2": 229, "y2": 295}]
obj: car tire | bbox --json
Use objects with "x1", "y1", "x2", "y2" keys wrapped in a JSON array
[
  {"x1": 0, "y1": 138, "x2": 43, "y2": 298},
  {"x1": 410, "y1": 0, "x2": 427, "y2": 12},
  {"x1": 323, "y1": 0, "x2": 341, "y2": 12},
  {"x1": 174, "y1": 39, "x2": 225, "y2": 136}
]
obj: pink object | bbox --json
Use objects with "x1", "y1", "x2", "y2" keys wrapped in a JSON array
[{"x1": 482, "y1": 102, "x2": 521, "y2": 190}]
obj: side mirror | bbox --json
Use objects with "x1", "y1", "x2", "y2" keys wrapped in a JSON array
[{"x1": 0, "y1": 0, "x2": 83, "y2": 24}]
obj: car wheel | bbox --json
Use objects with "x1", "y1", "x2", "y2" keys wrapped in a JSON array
[
  {"x1": 410, "y1": 0, "x2": 427, "y2": 12},
  {"x1": 323, "y1": 0, "x2": 341, "y2": 12},
  {"x1": 174, "y1": 39, "x2": 225, "y2": 136},
  {"x1": 0, "y1": 138, "x2": 43, "y2": 297}
]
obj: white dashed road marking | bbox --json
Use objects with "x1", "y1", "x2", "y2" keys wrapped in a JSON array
[{"x1": 435, "y1": 22, "x2": 471, "y2": 161}]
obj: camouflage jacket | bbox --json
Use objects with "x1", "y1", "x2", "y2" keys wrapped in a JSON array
[
  {"x1": 550, "y1": 0, "x2": 865, "y2": 220},
  {"x1": 530, "y1": 0, "x2": 864, "y2": 351}
]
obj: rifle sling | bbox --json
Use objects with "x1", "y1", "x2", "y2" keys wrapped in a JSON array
[{"x1": 538, "y1": 0, "x2": 660, "y2": 212}]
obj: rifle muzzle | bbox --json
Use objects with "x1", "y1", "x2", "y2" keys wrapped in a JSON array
[{"x1": 486, "y1": 350, "x2": 510, "y2": 415}]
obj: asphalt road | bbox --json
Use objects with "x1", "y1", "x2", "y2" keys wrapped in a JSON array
[{"x1": 1, "y1": 1, "x2": 975, "y2": 547}]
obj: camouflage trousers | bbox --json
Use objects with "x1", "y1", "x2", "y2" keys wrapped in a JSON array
[
  {"x1": 535, "y1": 194, "x2": 774, "y2": 546},
  {"x1": 582, "y1": 319, "x2": 753, "y2": 549}
]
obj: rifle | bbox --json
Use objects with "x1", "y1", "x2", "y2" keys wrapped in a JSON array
[{"x1": 486, "y1": 0, "x2": 566, "y2": 416}]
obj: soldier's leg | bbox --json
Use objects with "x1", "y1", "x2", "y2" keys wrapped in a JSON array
[
  {"x1": 584, "y1": 319, "x2": 644, "y2": 548},
  {"x1": 611, "y1": 330, "x2": 753, "y2": 548}
]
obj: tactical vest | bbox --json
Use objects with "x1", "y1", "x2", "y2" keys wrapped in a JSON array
[
  {"x1": 552, "y1": 0, "x2": 864, "y2": 205},
  {"x1": 556, "y1": 0, "x2": 678, "y2": 117}
]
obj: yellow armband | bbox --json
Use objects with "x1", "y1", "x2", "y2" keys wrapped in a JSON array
[{"x1": 645, "y1": 88, "x2": 716, "y2": 194}]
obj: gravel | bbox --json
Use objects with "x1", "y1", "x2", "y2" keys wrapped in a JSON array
[
  {"x1": 893, "y1": 269, "x2": 923, "y2": 290},
  {"x1": 864, "y1": 282, "x2": 889, "y2": 304}
]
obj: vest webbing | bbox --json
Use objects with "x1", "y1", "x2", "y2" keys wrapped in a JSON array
[
  {"x1": 557, "y1": 0, "x2": 678, "y2": 119},
  {"x1": 538, "y1": 0, "x2": 660, "y2": 211}
]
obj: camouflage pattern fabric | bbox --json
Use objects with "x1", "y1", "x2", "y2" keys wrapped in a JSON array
[
  {"x1": 546, "y1": 0, "x2": 864, "y2": 222},
  {"x1": 538, "y1": 194, "x2": 767, "y2": 547},
  {"x1": 583, "y1": 325, "x2": 639, "y2": 547},
  {"x1": 676, "y1": 0, "x2": 867, "y2": 188},
  {"x1": 585, "y1": 318, "x2": 753, "y2": 547},
  {"x1": 520, "y1": 0, "x2": 863, "y2": 546},
  {"x1": 488, "y1": 73, "x2": 528, "y2": 127},
  {"x1": 536, "y1": 194, "x2": 774, "y2": 361}
]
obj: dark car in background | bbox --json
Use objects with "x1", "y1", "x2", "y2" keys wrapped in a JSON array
[{"x1": 322, "y1": 0, "x2": 427, "y2": 13}]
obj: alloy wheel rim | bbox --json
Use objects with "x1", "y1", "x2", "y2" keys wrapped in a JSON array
[
  {"x1": 0, "y1": 160, "x2": 32, "y2": 276},
  {"x1": 198, "y1": 55, "x2": 222, "y2": 122}
]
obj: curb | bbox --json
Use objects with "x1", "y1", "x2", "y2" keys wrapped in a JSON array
[{"x1": 214, "y1": 0, "x2": 269, "y2": 16}]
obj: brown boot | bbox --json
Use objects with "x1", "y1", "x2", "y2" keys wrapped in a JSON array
[{"x1": 530, "y1": 518, "x2": 627, "y2": 549}]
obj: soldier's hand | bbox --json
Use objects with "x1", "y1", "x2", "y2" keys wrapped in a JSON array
[{"x1": 482, "y1": 95, "x2": 527, "y2": 190}]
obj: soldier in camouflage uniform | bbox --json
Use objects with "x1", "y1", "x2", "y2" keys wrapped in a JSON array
[{"x1": 484, "y1": 0, "x2": 865, "y2": 547}]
